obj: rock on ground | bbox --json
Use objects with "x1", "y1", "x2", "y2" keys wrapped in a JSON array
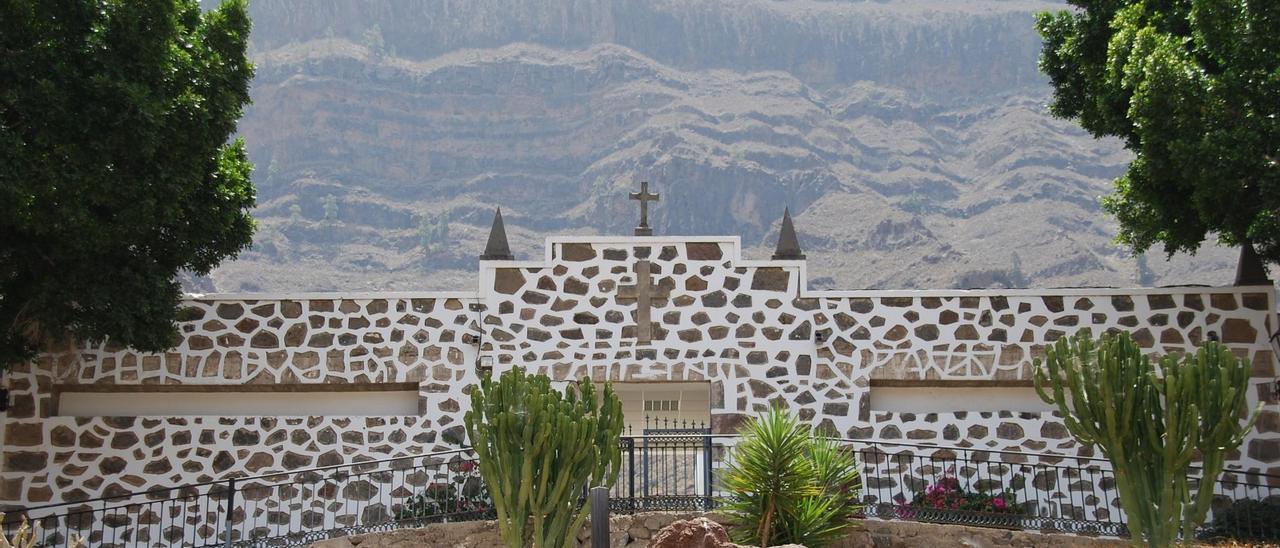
[{"x1": 650, "y1": 517, "x2": 735, "y2": 548}]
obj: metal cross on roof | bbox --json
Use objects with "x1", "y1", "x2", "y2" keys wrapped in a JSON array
[{"x1": 629, "y1": 181, "x2": 659, "y2": 236}]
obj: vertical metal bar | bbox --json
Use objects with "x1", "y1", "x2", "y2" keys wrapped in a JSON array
[
  {"x1": 702, "y1": 433, "x2": 713, "y2": 510},
  {"x1": 642, "y1": 435, "x2": 650, "y2": 503},
  {"x1": 224, "y1": 478, "x2": 236, "y2": 548},
  {"x1": 627, "y1": 438, "x2": 636, "y2": 513}
]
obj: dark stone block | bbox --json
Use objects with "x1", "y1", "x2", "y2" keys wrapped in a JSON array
[
  {"x1": 1040, "y1": 422, "x2": 1069, "y2": 439},
  {"x1": 216, "y1": 303, "x2": 244, "y2": 320},
  {"x1": 996, "y1": 422, "x2": 1024, "y2": 440},
  {"x1": 1111, "y1": 295, "x2": 1135, "y2": 312},
  {"x1": 1213, "y1": 293, "x2": 1244, "y2": 309},
  {"x1": 701, "y1": 291, "x2": 727, "y2": 307},
  {"x1": 494, "y1": 269, "x2": 525, "y2": 294},
  {"x1": 560, "y1": 243, "x2": 596, "y2": 261},
  {"x1": 907, "y1": 429, "x2": 936, "y2": 440},
  {"x1": 212, "y1": 451, "x2": 235, "y2": 473},
  {"x1": 233, "y1": 429, "x2": 260, "y2": 446},
  {"x1": 750, "y1": 268, "x2": 790, "y2": 292},
  {"x1": 99, "y1": 456, "x2": 127, "y2": 475},
  {"x1": 1222, "y1": 318, "x2": 1257, "y2": 343},
  {"x1": 1147, "y1": 294, "x2": 1176, "y2": 310},
  {"x1": 522, "y1": 291, "x2": 550, "y2": 305},
  {"x1": 564, "y1": 277, "x2": 589, "y2": 295},
  {"x1": 796, "y1": 356, "x2": 811, "y2": 375},
  {"x1": 914, "y1": 325, "x2": 939, "y2": 341},
  {"x1": 686, "y1": 243, "x2": 722, "y2": 260},
  {"x1": 602, "y1": 248, "x2": 627, "y2": 261},
  {"x1": 111, "y1": 432, "x2": 139, "y2": 450}
]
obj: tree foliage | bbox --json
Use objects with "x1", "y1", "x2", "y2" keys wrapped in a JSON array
[
  {"x1": 1036, "y1": 0, "x2": 1279, "y2": 265},
  {"x1": 1, "y1": 0, "x2": 256, "y2": 366}
]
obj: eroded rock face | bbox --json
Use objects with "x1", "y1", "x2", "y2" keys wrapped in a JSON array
[{"x1": 651, "y1": 517, "x2": 734, "y2": 548}]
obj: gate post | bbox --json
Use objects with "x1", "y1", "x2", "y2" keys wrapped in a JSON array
[
  {"x1": 224, "y1": 477, "x2": 236, "y2": 548},
  {"x1": 590, "y1": 486, "x2": 609, "y2": 548}
]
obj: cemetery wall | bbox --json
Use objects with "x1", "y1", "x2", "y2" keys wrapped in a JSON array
[{"x1": 2, "y1": 236, "x2": 1276, "y2": 510}]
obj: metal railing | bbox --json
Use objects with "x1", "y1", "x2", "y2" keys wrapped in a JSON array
[{"x1": 5, "y1": 431, "x2": 1278, "y2": 546}]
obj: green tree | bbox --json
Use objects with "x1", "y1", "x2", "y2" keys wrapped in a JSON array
[
  {"x1": 1, "y1": 0, "x2": 256, "y2": 367},
  {"x1": 322, "y1": 195, "x2": 339, "y2": 222},
  {"x1": 1036, "y1": 1, "x2": 1279, "y2": 266},
  {"x1": 1010, "y1": 252, "x2": 1029, "y2": 287}
]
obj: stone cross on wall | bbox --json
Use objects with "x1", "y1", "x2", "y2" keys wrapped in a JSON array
[
  {"x1": 616, "y1": 260, "x2": 669, "y2": 344},
  {"x1": 629, "y1": 181, "x2": 659, "y2": 236}
]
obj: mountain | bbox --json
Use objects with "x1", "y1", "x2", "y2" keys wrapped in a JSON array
[{"x1": 200, "y1": 0, "x2": 1241, "y2": 293}]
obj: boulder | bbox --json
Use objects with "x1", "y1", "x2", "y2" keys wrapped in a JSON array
[{"x1": 651, "y1": 517, "x2": 734, "y2": 548}]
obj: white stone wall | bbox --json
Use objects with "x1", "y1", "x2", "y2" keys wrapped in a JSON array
[{"x1": 2, "y1": 236, "x2": 1276, "y2": 512}]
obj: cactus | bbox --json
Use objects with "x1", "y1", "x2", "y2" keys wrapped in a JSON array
[
  {"x1": 1033, "y1": 329, "x2": 1260, "y2": 546},
  {"x1": 464, "y1": 367, "x2": 623, "y2": 548}
]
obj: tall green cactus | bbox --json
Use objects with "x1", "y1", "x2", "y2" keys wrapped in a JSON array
[
  {"x1": 1033, "y1": 329, "x2": 1260, "y2": 546},
  {"x1": 464, "y1": 367, "x2": 624, "y2": 548}
]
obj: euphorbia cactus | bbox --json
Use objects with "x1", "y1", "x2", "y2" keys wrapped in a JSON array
[
  {"x1": 464, "y1": 367, "x2": 623, "y2": 548},
  {"x1": 1033, "y1": 329, "x2": 1260, "y2": 547}
]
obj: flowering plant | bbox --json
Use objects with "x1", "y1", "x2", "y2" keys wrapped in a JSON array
[
  {"x1": 896, "y1": 475, "x2": 1021, "y2": 518},
  {"x1": 396, "y1": 458, "x2": 492, "y2": 521}
]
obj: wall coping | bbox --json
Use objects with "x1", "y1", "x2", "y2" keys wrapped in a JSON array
[{"x1": 181, "y1": 235, "x2": 1275, "y2": 302}]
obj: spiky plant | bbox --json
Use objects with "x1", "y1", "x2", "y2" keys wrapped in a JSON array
[
  {"x1": 776, "y1": 436, "x2": 863, "y2": 547},
  {"x1": 1034, "y1": 329, "x2": 1260, "y2": 547},
  {"x1": 0, "y1": 514, "x2": 86, "y2": 548},
  {"x1": 721, "y1": 407, "x2": 862, "y2": 547}
]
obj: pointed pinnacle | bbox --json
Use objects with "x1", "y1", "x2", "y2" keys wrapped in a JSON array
[
  {"x1": 1234, "y1": 240, "x2": 1270, "y2": 286},
  {"x1": 772, "y1": 207, "x2": 806, "y2": 260},
  {"x1": 480, "y1": 208, "x2": 514, "y2": 261}
]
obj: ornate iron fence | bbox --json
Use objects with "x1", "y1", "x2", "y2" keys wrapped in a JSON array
[{"x1": 4, "y1": 435, "x2": 1278, "y2": 546}]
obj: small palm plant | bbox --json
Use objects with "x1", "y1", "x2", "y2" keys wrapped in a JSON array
[{"x1": 720, "y1": 407, "x2": 862, "y2": 547}]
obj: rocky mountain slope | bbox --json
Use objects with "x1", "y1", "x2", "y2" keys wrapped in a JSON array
[{"x1": 202, "y1": 0, "x2": 1242, "y2": 293}]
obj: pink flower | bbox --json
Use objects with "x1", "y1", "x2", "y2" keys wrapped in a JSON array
[{"x1": 993, "y1": 497, "x2": 1007, "y2": 510}]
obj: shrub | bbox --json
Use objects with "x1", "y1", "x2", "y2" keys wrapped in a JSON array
[
  {"x1": 721, "y1": 407, "x2": 862, "y2": 548},
  {"x1": 1202, "y1": 499, "x2": 1280, "y2": 543},
  {"x1": 396, "y1": 459, "x2": 492, "y2": 522},
  {"x1": 897, "y1": 475, "x2": 1021, "y2": 518}
]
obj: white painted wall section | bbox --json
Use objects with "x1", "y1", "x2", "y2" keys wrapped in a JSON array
[
  {"x1": 57, "y1": 390, "x2": 419, "y2": 417},
  {"x1": 870, "y1": 386, "x2": 1055, "y2": 414}
]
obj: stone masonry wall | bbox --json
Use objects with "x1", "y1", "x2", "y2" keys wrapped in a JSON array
[{"x1": 3, "y1": 236, "x2": 1277, "y2": 513}]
